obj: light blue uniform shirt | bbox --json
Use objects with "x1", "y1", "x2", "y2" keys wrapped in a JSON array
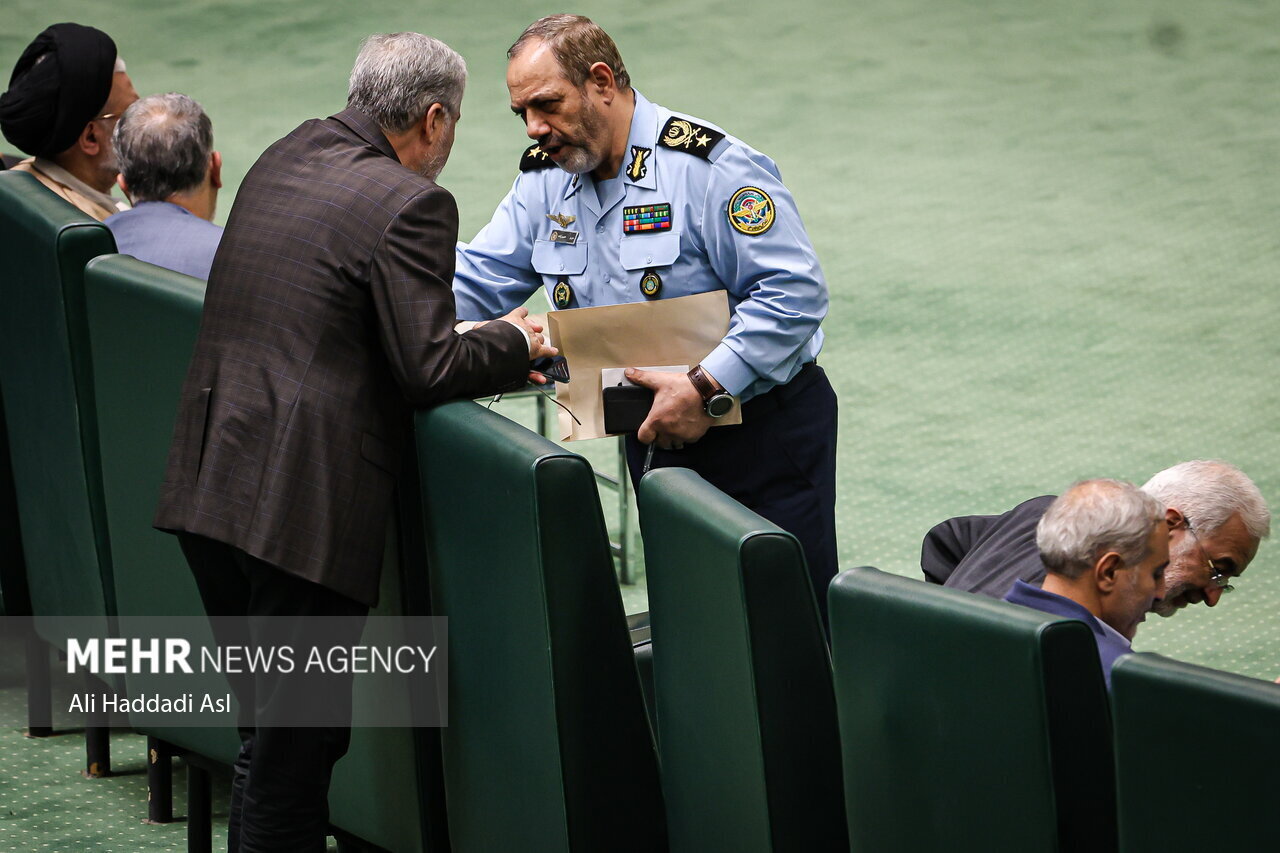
[{"x1": 453, "y1": 91, "x2": 826, "y2": 401}]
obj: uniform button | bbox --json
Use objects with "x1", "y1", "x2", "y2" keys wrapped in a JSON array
[
  {"x1": 597, "y1": 225, "x2": 604, "y2": 233},
  {"x1": 559, "y1": 263, "x2": 565, "y2": 271},
  {"x1": 605, "y1": 276, "x2": 611, "y2": 283},
  {"x1": 646, "y1": 255, "x2": 653, "y2": 264}
]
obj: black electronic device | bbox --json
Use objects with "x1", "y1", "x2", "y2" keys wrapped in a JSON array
[
  {"x1": 530, "y1": 355, "x2": 570, "y2": 383},
  {"x1": 602, "y1": 383, "x2": 654, "y2": 434}
]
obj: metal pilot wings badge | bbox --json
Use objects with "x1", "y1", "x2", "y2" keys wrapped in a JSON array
[
  {"x1": 547, "y1": 212, "x2": 578, "y2": 244},
  {"x1": 658, "y1": 117, "x2": 726, "y2": 160}
]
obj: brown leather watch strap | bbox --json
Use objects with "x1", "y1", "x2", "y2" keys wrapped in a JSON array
[{"x1": 687, "y1": 364, "x2": 720, "y2": 403}]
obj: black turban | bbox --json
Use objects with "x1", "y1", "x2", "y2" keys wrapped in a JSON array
[{"x1": 0, "y1": 23, "x2": 117, "y2": 158}]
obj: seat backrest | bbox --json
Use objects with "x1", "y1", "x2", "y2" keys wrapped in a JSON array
[
  {"x1": 638, "y1": 466, "x2": 845, "y2": 852},
  {"x1": 82, "y1": 253, "x2": 240, "y2": 760},
  {"x1": 0, "y1": 394, "x2": 31, "y2": 615},
  {"x1": 83, "y1": 253, "x2": 439, "y2": 852},
  {"x1": 415, "y1": 400, "x2": 665, "y2": 853},
  {"x1": 830, "y1": 566, "x2": 1115, "y2": 853},
  {"x1": 1112, "y1": 653, "x2": 1280, "y2": 853},
  {"x1": 0, "y1": 171, "x2": 116, "y2": 632}
]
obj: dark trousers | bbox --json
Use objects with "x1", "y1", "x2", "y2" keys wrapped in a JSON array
[
  {"x1": 626, "y1": 364, "x2": 839, "y2": 625},
  {"x1": 178, "y1": 533, "x2": 369, "y2": 853}
]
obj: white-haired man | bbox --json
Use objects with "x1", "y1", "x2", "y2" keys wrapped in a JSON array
[
  {"x1": 1005, "y1": 479, "x2": 1169, "y2": 687},
  {"x1": 923, "y1": 461, "x2": 1269, "y2": 621},
  {"x1": 154, "y1": 33, "x2": 553, "y2": 851}
]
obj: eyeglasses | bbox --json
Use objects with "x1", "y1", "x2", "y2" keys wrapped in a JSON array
[
  {"x1": 93, "y1": 112, "x2": 122, "y2": 123},
  {"x1": 1184, "y1": 518, "x2": 1235, "y2": 593}
]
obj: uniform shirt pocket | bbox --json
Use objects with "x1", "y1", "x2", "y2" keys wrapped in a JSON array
[
  {"x1": 619, "y1": 231, "x2": 681, "y2": 271},
  {"x1": 531, "y1": 239, "x2": 588, "y2": 276}
]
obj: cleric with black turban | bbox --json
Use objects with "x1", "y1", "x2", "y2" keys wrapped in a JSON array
[
  {"x1": 0, "y1": 23, "x2": 136, "y2": 220},
  {"x1": 0, "y1": 23, "x2": 118, "y2": 158}
]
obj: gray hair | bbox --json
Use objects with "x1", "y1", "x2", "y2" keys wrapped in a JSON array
[
  {"x1": 1037, "y1": 479, "x2": 1165, "y2": 580},
  {"x1": 1143, "y1": 460, "x2": 1271, "y2": 540},
  {"x1": 113, "y1": 93, "x2": 212, "y2": 202},
  {"x1": 347, "y1": 33, "x2": 466, "y2": 134},
  {"x1": 508, "y1": 15, "x2": 631, "y2": 91}
]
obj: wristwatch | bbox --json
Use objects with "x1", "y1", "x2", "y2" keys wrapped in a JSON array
[{"x1": 688, "y1": 365, "x2": 734, "y2": 418}]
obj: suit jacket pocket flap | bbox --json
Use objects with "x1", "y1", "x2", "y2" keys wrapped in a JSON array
[
  {"x1": 360, "y1": 432, "x2": 398, "y2": 474},
  {"x1": 193, "y1": 387, "x2": 213, "y2": 478}
]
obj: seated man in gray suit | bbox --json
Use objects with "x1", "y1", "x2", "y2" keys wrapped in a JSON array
[
  {"x1": 1006, "y1": 479, "x2": 1168, "y2": 687},
  {"x1": 923, "y1": 460, "x2": 1269, "y2": 619},
  {"x1": 105, "y1": 93, "x2": 223, "y2": 279}
]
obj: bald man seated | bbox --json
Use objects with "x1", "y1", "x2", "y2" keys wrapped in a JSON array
[
  {"x1": 106, "y1": 93, "x2": 223, "y2": 280},
  {"x1": 1004, "y1": 479, "x2": 1169, "y2": 687},
  {"x1": 0, "y1": 23, "x2": 138, "y2": 219}
]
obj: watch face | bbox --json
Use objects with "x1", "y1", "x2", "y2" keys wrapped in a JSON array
[{"x1": 707, "y1": 393, "x2": 734, "y2": 418}]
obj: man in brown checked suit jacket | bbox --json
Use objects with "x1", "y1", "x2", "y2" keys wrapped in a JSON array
[{"x1": 154, "y1": 33, "x2": 553, "y2": 852}]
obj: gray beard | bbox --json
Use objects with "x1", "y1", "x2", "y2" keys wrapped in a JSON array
[
  {"x1": 550, "y1": 99, "x2": 607, "y2": 175},
  {"x1": 554, "y1": 145, "x2": 602, "y2": 175},
  {"x1": 416, "y1": 151, "x2": 447, "y2": 182}
]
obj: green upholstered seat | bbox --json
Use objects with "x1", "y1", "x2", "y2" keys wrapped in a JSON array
[
  {"x1": 0, "y1": 396, "x2": 30, "y2": 616},
  {"x1": 0, "y1": 171, "x2": 116, "y2": 637},
  {"x1": 638, "y1": 466, "x2": 845, "y2": 852},
  {"x1": 82, "y1": 254, "x2": 240, "y2": 766},
  {"x1": 82, "y1": 254, "x2": 438, "y2": 850},
  {"x1": 829, "y1": 566, "x2": 1116, "y2": 853},
  {"x1": 1111, "y1": 653, "x2": 1279, "y2": 853},
  {"x1": 415, "y1": 400, "x2": 666, "y2": 853}
]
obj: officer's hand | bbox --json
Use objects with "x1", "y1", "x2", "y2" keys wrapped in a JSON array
[{"x1": 626, "y1": 368, "x2": 713, "y2": 449}]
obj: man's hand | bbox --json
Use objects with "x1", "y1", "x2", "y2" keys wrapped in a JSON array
[
  {"x1": 496, "y1": 307, "x2": 558, "y2": 384},
  {"x1": 626, "y1": 368, "x2": 714, "y2": 449}
]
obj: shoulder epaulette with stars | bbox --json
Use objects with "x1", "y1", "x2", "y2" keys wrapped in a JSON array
[
  {"x1": 657, "y1": 116, "x2": 726, "y2": 160},
  {"x1": 519, "y1": 143, "x2": 556, "y2": 172}
]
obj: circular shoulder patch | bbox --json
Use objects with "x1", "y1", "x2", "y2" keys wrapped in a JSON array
[{"x1": 727, "y1": 186, "x2": 776, "y2": 236}]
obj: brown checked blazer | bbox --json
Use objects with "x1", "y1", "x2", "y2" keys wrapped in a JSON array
[{"x1": 155, "y1": 108, "x2": 528, "y2": 605}]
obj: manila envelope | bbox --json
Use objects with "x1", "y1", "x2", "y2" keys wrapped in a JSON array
[{"x1": 547, "y1": 290, "x2": 742, "y2": 441}]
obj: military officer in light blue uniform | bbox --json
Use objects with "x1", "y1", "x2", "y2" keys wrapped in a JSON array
[{"x1": 454, "y1": 15, "x2": 839, "y2": 620}]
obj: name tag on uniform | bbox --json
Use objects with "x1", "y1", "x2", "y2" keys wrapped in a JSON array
[{"x1": 550, "y1": 229, "x2": 579, "y2": 245}]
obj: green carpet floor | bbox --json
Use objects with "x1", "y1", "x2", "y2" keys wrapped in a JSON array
[
  {"x1": 2, "y1": 0, "x2": 1279, "y2": 847},
  {"x1": 0, "y1": 641, "x2": 239, "y2": 852}
]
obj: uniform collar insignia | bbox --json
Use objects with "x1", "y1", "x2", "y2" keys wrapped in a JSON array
[
  {"x1": 519, "y1": 143, "x2": 556, "y2": 172},
  {"x1": 626, "y1": 146, "x2": 652, "y2": 182}
]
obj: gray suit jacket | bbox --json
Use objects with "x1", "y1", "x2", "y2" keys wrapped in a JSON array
[
  {"x1": 155, "y1": 108, "x2": 527, "y2": 605},
  {"x1": 920, "y1": 495, "x2": 1056, "y2": 599}
]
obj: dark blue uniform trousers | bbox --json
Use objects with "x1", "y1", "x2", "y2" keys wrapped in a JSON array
[{"x1": 626, "y1": 363, "x2": 838, "y2": 625}]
